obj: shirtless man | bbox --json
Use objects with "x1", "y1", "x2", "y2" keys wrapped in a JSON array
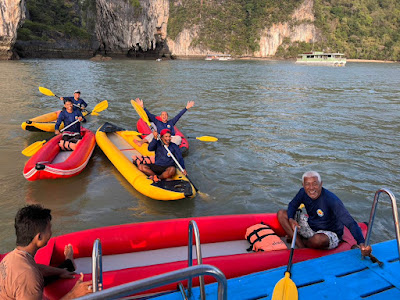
[{"x1": 0, "y1": 205, "x2": 93, "y2": 299}]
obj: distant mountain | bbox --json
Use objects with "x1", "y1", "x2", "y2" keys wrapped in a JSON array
[{"x1": 3, "y1": 0, "x2": 399, "y2": 60}]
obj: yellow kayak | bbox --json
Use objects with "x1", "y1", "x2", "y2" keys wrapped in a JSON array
[
  {"x1": 95, "y1": 122, "x2": 196, "y2": 200},
  {"x1": 21, "y1": 110, "x2": 89, "y2": 132}
]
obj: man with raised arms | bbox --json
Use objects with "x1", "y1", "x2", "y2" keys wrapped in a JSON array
[{"x1": 133, "y1": 98, "x2": 194, "y2": 146}]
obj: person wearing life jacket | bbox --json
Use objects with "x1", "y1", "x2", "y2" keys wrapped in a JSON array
[
  {"x1": 137, "y1": 129, "x2": 187, "y2": 182},
  {"x1": 133, "y1": 98, "x2": 194, "y2": 146},
  {"x1": 55, "y1": 99, "x2": 83, "y2": 151},
  {"x1": 277, "y1": 171, "x2": 372, "y2": 257}
]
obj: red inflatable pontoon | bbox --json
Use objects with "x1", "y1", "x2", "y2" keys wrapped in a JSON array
[
  {"x1": 3, "y1": 213, "x2": 365, "y2": 299},
  {"x1": 23, "y1": 128, "x2": 96, "y2": 181},
  {"x1": 136, "y1": 117, "x2": 189, "y2": 155}
]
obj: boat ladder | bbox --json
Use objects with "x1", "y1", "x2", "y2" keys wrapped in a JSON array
[
  {"x1": 365, "y1": 188, "x2": 400, "y2": 260},
  {"x1": 78, "y1": 220, "x2": 225, "y2": 299}
]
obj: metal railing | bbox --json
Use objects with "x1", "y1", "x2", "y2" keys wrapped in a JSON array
[
  {"x1": 365, "y1": 188, "x2": 400, "y2": 260},
  {"x1": 92, "y1": 238, "x2": 103, "y2": 292},
  {"x1": 187, "y1": 220, "x2": 205, "y2": 299},
  {"x1": 75, "y1": 264, "x2": 227, "y2": 300}
]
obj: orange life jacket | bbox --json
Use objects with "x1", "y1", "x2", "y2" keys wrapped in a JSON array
[{"x1": 245, "y1": 223, "x2": 287, "y2": 252}]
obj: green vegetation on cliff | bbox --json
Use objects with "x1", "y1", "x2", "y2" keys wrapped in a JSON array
[
  {"x1": 17, "y1": 0, "x2": 90, "y2": 42},
  {"x1": 168, "y1": 0, "x2": 301, "y2": 55},
  {"x1": 169, "y1": 0, "x2": 400, "y2": 60},
  {"x1": 277, "y1": 0, "x2": 400, "y2": 60},
  {"x1": 313, "y1": 0, "x2": 400, "y2": 60},
  {"x1": 17, "y1": 0, "x2": 400, "y2": 60}
]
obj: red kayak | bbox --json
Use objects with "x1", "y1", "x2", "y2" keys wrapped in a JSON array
[
  {"x1": 136, "y1": 117, "x2": 189, "y2": 155},
  {"x1": 0, "y1": 213, "x2": 366, "y2": 299},
  {"x1": 23, "y1": 128, "x2": 96, "y2": 181}
]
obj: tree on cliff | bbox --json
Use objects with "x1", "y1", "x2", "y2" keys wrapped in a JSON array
[{"x1": 17, "y1": 0, "x2": 90, "y2": 42}]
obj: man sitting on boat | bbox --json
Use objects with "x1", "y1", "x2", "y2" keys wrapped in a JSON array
[
  {"x1": 138, "y1": 129, "x2": 187, "y2": 182},
  {"x1": 277, "y1": 171, "x2": 372, "y2": 256},
  {"x1": 55, "y1": 99, "x2": 83, "y2": 151},
  {"x1": 133, "y1": 98, "x2": 194, "y2": 146},
  {"x1": 0, "y1": 204, "x2": 93, "y2": 300}
]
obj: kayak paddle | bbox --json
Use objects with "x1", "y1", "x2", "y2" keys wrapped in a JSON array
[
  {"x1": 22, "y1": 100, "x2": 108, "y2": 157},
  {"x1": 38, "y1": 86, "x2": 99, "y2": 115},
  {"x1": 271, "y1": 226, "x2": 298, "y2": 300}
]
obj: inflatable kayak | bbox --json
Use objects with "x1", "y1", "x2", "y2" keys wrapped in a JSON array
[
  {"x1": 136, "y1": 118, "x2": 189, "y2": 156},
  {"x1": 95, "y1": 122, "x2": 195, "y2": 200},
  {"x1": 21, "y1": 110, "x2": 89, "y2": 132},
  {"x1": 23, "y1": 128, "x2": 95, "y2": 181},
  {"x1": 6, "y1": 213, "x2": 366, "y2": 299}
]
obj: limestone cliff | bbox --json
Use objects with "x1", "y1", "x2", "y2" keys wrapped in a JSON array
[
  {"x1": 0, "y1": 0, "x2": 25, "y2": 59},
  {"x1": 166, "y1": 27, "x2": 205, "y2": 57},
  {"x1": 254, "y1": 0, "x2": 317, "y2": 57},
  {"x1": 1, "y1": 0, "x2": 318, "y2": 59},
  {"x1": 95, "y1": 0, "x2": 169, "y2": 57},
  {"x1": 167, "y1": 0, "x2": 318, "y2": 58}
]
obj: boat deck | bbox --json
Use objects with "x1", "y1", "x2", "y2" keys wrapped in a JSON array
[
  {"x1": 154, "y1": 239, "x2": 400, "y2": 299},
  {"x1": 74, "y1": 240, "x2": 251, "y2": 274}
]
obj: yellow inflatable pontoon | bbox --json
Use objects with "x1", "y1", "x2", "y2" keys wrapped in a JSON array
[
  {"x1": 95, "y1": 122, "x2": 196, "y2": 201},
  {"x1": 21, "y1": 110, "x2": 89, "y2": 132}
]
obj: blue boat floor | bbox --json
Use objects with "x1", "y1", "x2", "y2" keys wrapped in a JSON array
[{"x1": 152, "y1": 239, "x2": 400, "y2": 300}]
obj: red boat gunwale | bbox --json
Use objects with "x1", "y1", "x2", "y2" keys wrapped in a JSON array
[{"x1": 28, "y1": 213, "x2": 367, "y2": 299}]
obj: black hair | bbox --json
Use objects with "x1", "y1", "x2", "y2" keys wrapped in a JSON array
[
  {"x1": 15, "y1": 205, "x2": 52, "y2": 246},
  {"x1": 64, "y1": 98, "x2": 73, "y2": 104}
]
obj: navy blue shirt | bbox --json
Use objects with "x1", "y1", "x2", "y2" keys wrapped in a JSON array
[
  {"x1": 63, "y1": 96, "x2": 87, "y2": 108},
  {"x1": 55, "y1": 109, "x2": 83, "y2": 133},
  {"x1": 148, "y1": 139, "x2": 185, "y2": 169},
  {"x1": 287, "y1": 187, "x2": 365, "y2": 244},
  {"x1": 144, "y1": 107, "x2": 187, "y2": 136}
]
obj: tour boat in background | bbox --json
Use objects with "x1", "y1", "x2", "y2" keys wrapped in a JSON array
[{"x1": 296, "y1": 51, "x2": 346, "y2": 66}]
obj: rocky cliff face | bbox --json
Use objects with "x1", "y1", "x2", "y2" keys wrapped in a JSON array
[
  {"x1": 166, "y1": 27, "x2": 204, "y2": 57},
  {"x1": 168, "y1": 0, "x2": 318, "y2": 57},
  {"x1": 254, "y1": 0, "x2": 317, "y2": 57},
  {"x1": 95, "y1": 0, "x2": 169, "y2": 57},
  {"x1": 0, "y1": 0, "x2": 25, "y2": 59},
  {"x1": 1, "y1": 0, "x2": 317, "y2": 59}
]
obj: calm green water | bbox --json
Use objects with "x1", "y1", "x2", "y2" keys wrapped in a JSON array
[{"x1": 1, "y1": 59, "x2": 399, "y2": 253}]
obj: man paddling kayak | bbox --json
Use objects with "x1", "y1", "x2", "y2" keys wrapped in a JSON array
[
  {"x1": 138, "y1": 129, "x2": 187, "y2": 182},
  {"x1": 55, "y1": 99, "x2": 83, "y2": 151},
  {"x1": 133, "y1": 98, "x2": 194, "y2": 146},
  {"x1": 59, "y1": 90, "x2": 88, "y2": 110}
]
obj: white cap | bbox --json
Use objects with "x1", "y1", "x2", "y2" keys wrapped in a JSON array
[{"x1": 74, "y1": 90, "x2": 81, "y2": 94}]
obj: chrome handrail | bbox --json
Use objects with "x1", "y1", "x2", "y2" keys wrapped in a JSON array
[
  {"x1": 75, "y1": 264, "x2": 227, "y2": 300},
  {"x1": 92, "y1": 238, "x2": 103, "y2": 292},
  {"x1": 365, "y1": 188, "x2": 400, "y2": 260},
  {"x1": 187, "y1": 220, "x2": 205, "y2": 299}
]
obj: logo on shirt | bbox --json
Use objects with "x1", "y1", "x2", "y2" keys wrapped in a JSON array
[
  {"x1": 317, "y1": 209, "x2": 324, "y2": 217},
  {"x1": 167, "y1": 125, "x2": 171, "y2": 129}
]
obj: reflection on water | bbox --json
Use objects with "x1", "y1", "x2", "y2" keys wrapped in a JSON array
[{"x1": 1, "y1": 59, "x2": 400, "y2": 252}]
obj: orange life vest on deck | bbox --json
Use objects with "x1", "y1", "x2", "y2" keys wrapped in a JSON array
[{"x1": 245, "y1": 223, "x2": 287, "y2": 252}]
